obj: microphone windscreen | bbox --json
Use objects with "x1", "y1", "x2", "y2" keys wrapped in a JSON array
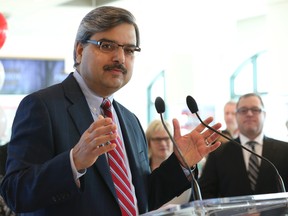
[
  {"x1": 186, "y1": 95, "x2": 199, "y2": 113},
  {"x1": 155, "y1": 97, "x2": 165, "y2": 114}
]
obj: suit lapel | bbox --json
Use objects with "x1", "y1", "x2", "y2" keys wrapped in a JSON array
[
  {"x1": 112, "y1": 100, "x2": 147, "y2": 197},
  {"x1": 62, "y1": 73, "x2": 117, "y2": 199},
  {"x1": 258, "y1": 137, "x2": 275, "y2": 177},
  {"x1": 254, "y1": 137, "x2": 277, "y2": 192},
  {"x1": 261, "y1": 137, "x2": 276, "y2": 161},
  {"x1": 113, "y1": 101, "x2": 139, "y2": 172},
  {"x1": 62, "y1": 73, "x2": 93, "y2": 135},
  {"x1": 233, "y1": 138, "x2": 247, "y2": 171}
]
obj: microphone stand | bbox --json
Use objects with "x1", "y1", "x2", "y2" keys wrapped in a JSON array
[
  {"x1": 158, "y1": 112, "x2": 202, "y2": 201},
  {"x1": 186, "y1": 95, "x2": 286, "y2": 193}
]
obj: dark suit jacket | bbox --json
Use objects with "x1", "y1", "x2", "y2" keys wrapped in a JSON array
[
  {"x1": 0, "y1": 73, "x2": 191, "y2": 216},
  {"x1": 199, "y1": 137, "x2": 288, "y2": 199},
  {"x1": 0, "y1": 143, "x2": 7, "y2": 177}
]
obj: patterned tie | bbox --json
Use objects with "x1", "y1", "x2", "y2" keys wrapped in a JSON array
[
  {"x1": 247, "y1": 141, "x2": 259, "y2": 192},
  {"x1": 101, "y1": 98, "x2": 137, "y2": 216}
]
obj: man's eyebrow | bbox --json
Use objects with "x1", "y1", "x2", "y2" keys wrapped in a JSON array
[{"x1": 99, "y1": 38, "x2": 136, "y2": 46}]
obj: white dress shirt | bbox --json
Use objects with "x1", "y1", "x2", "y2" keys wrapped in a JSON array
[{"x1": 239, "y1": 132, "x2": 264, "y2": 170}]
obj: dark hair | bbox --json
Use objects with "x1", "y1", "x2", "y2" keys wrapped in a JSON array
[
  {"x1": 236, "y1": 93, "x2": 265, "y2": 108},
  {"x1": 73, "y1": 6, "x2": 140, "y2": 68}
]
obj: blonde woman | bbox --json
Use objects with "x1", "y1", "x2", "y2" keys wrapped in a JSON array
[
  {"x1": 146, "y1": 119, "x2": 192, "y2": 206},
  {"x1": 146, "y1": 120, "x2": 173, "y2": 171}
]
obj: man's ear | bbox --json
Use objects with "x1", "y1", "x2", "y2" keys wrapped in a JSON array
[{"x1": 76, "y1": 42, "x2": 84, "y2": 64}]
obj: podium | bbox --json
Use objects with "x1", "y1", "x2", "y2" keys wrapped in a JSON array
[{"x1": 141, "y1": 192, "x2": 288, "y2": 215}]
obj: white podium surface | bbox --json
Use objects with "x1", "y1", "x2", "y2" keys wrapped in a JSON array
[{"x1": 141, "y1": 192, "x2": 288, "y2": 216}]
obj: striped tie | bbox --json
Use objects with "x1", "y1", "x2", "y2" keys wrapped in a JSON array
[
  {"x1": 101, "y1": 98, "x2": 137, "y2": 216},
  {"x1": 247, "y1": 141, "x2": 259, "y2": 192}
]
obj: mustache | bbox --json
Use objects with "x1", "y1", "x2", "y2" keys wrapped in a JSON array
[{"x1": 103, "y1": 64, "x2": 127, "y2": 74}]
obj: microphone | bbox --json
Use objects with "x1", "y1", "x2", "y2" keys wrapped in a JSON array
[
  {"x1": 186, "y1": 95, "x2": 286, "y2": 193},
  {"x1": 155, "y1": 96, "x2": 202, "y2": 201}
]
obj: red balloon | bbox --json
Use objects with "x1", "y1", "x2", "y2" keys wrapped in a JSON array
[{"x1": 0, "y1": 12, "x2": 8, "y2": 49}]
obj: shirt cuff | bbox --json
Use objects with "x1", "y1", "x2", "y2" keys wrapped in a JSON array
[
  {"x1": 70, "y1": 149, "x2": 86, "y2": 181},
  {"x1": 181, "y1": 164, "x2": 196, "y2": 181}
]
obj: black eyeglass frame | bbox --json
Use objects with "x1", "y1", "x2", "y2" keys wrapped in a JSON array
[
  {"x1": 236, "y1": 107, "x2": 265, "y2": 115},
  {"x1": 86, "y1": 39, "x2": 141, "y2": 56}
]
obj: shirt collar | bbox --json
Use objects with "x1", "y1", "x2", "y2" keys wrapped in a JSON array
[
  {"x1": 73, "y1": 71, "x2": 114, "y2": 115},
  {"x1": 239, "y1": 131, "x2": 264, "y2": 146}
]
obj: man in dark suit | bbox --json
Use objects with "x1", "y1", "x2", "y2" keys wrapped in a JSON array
[
  {"x1": 0, "y1": 6, "x2": 222, "y2": 216},
  {"x1": 199, "y1": 93, "x2": 288, "y2": 199}
]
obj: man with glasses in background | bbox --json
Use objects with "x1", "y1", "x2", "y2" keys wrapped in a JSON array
[{"x1": 199, "y1": 93, "x2": 288, "y2": 199}]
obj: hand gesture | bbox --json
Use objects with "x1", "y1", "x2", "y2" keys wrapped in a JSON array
[
  {"x1": 172, "y1": 116, "x2": 221, "y2": 167},
  {"x1": 72, "y1": 115, "x2": 117, "y2": 171}
]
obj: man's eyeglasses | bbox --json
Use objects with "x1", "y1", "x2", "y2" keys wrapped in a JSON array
[
  {"x1": 86, "y1": 39, "x2": 141, "y2": 57},
  {"x1": 150, "y1": 137, "x2": 170, "y2": 143},
  {"x1": 236, "y1": 107, "x2": 264, "y2": 115}
]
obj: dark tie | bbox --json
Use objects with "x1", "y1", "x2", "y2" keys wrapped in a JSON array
[
  {"x1": 247, "y1": 141, "x2": 259, "y2": 192},
  {"x1": 101, "y1": 98, "x2": 137, "y2": 216}
]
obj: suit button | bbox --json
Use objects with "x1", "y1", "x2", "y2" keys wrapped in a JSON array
[{"x1": 52, "y1": 196, "x2": 58, "y2": 202}]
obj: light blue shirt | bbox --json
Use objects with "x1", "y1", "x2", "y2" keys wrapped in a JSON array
[{"x1": 69, "y1": 71, "x2": 136, "y2": 203}]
